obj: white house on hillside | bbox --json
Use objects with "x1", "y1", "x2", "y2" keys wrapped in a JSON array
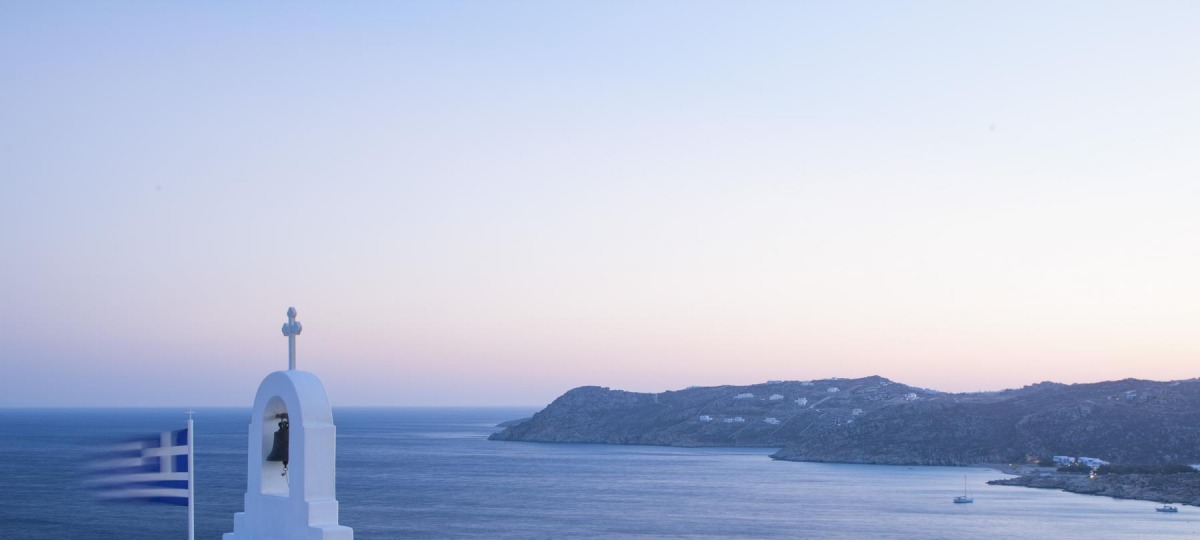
[
  {"x1": 734, "y1": 393, "x2": 754, "y2": 399},
  {"x1": 768, "y1": 394, "x2": 784, "y2": 401},
  {"x1": 795, "y1": 397, "x2": 808, "y2": 406}
]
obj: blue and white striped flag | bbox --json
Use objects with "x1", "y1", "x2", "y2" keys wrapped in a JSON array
[{"x1": 86, "y1": 427, "x2": 191, "y2": 506}]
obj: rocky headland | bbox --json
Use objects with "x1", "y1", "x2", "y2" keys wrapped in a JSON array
[
  {"x1": 491, "y1": 376, "x2": 937, "y2": 447},
  {"x1": 490, "y1": 376, "x2": 1200, "y2": 504},
  {"x1": 989, "y1": 471, "x2": 1200, "y2": 506}
]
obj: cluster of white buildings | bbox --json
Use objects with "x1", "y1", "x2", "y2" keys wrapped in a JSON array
[
  {"x1": 1053, "y1": 456, "x2": 1110, "y2": 467},
  {"x1": 698, "y1": 414, "x2": 784, "y2": 425},
  {"x1": 731, "y1": 390, "x2": 828, "y2": 402},
  {"x1": 699, "y1": 381, "x2": 885, "y2": 427}
]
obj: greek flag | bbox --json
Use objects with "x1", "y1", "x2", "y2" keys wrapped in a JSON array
[{"x1": 86, "y1": 427, "x2": 191, "y2": 506}]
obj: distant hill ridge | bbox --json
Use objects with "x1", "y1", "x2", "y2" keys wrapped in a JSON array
[{"x1": 489, "y1": 376, "x2": 1200, "y2": 466}]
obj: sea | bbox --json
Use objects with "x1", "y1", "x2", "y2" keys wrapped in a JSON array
[{"x1": 0, "y1": 408, "x2": 1196, "y2": 539}]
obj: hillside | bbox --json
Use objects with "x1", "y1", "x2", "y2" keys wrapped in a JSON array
[
  {"x1": 490, "y1": 377, "x2": 1200, "y2": 466},
  {"x1": 491, "y1": 376, "x2": 938, "y2": 447}
]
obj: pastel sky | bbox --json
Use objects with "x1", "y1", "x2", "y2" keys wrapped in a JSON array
[{"x1": 2, "y1": 2, "x2": 1198, "y2": 407}]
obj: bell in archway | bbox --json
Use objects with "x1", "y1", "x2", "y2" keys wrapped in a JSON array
[{"x1": 266, "y1": 415, "x2": 289, "y2": 471}]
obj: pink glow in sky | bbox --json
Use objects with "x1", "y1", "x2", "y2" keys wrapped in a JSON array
[{"x1": 2, "y1": 2, "x2": 1198, "y2": 406}]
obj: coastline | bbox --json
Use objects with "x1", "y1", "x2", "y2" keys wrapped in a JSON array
[
  {"x1": 978, "y1": 466, "x2": 1200, "y2": 507},
  {"x1": 494, "y1": 433, "x2": 1200, "y2": 508},
  {"x1": 770, "y1": 457, "x2": 1200, "y2": 508},
  {"x1": 975, "y1": 462, "x2": 1036, "y2": 476}
]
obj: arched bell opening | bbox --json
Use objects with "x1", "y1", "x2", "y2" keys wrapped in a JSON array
[{"x1": 260, "y1": 396, "x2": 290, "y2": 495}]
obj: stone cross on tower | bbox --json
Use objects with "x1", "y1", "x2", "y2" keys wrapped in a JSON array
[{"x1": 281, "y1": 307, "x2": 302, "y2": 370}]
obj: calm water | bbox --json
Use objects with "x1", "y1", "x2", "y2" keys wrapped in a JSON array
[{"x1": 0, "y1": 408, "x2": 1196, "y2": 539}]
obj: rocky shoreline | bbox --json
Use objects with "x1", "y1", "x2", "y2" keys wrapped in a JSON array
[
  {"x1": 987, "y1": 471, "x2": 1200, "y2": 506},
  {"x1": 491, "y1": 375, "x2": 1200, "y2": 509},
  {"x1": 492, "y1": 377, "x2": 1200, "y2": 468}
]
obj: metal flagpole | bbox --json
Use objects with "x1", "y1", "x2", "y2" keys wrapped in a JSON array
[{"x1": 187, "y1": 411, "x2": 195, "y2": 540}]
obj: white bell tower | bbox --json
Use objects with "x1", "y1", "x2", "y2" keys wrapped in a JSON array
[{"x1": 224, "y1": 307, "x2": 354, "y2": 540}]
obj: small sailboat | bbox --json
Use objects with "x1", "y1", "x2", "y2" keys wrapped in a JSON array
[
  {"x1": 953, "y1": 475, "x2": 974, "y2": 504},
  {"x1": 1156, "y1": 505, "x2": 1178, "y2": 513}
]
